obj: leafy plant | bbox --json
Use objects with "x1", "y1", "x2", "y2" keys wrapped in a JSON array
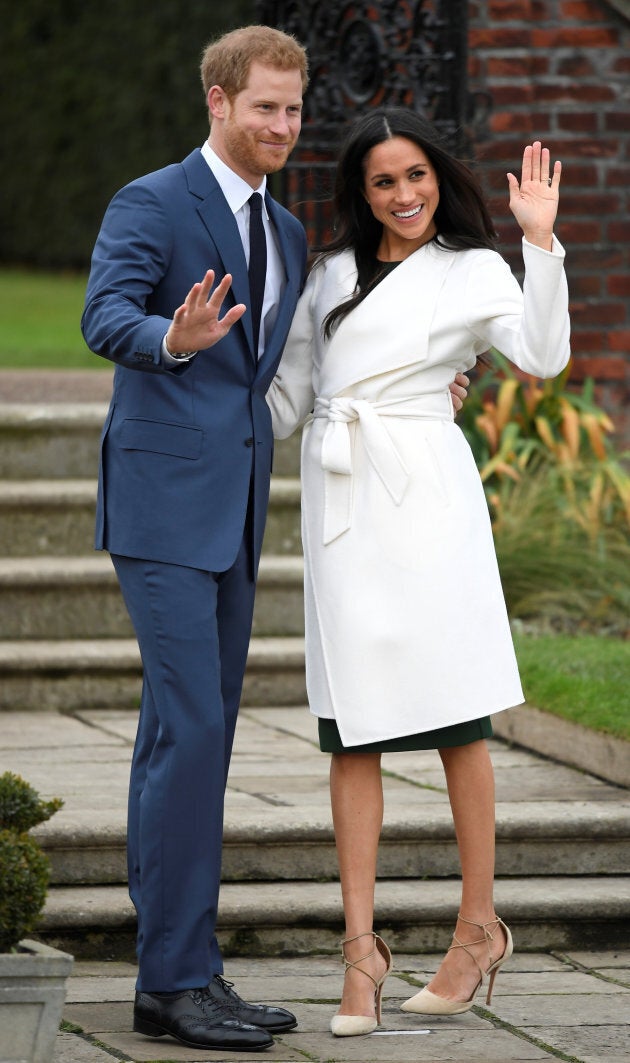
[
  {"x1": 457, "y1": 355, "x2": 630, "y2": 633},
  {"x1": 492, "y1": 467, "x2": 630, "y2": 634},
  {"x1": 0, "y1": 773, "x2": 63, "y2": 952},
  {"x1": 459, "y1": 353, "x2": 630, "y2": 541}
]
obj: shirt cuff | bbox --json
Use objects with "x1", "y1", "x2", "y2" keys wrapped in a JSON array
[{"x1": 161, "y1": 336, "x2": 197, "y2": 364}]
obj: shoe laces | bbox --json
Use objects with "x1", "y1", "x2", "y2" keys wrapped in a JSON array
[
  {"x1": 190, "y1": 986, "x2": 231, "y2": 1018},
  {"x1": 214, "y1": 975, "x2": 239, "y2": 1000},
  {"x1": 213, "y1": 974, "x2": 267, "y2": 1016}
]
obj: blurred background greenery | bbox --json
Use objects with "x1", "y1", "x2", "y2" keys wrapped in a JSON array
[
  {"x1": 0, "y1": 0, "x2": 255, "y2": 269},
  {"x1": 0, "y1": 270, "x2": 91, "y2": 366},
  {"x1": 0, "y1": 0, "x2": 255, "y2": 362}
]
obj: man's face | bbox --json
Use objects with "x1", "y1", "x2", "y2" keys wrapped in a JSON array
[{"x1": 209, "y1": 61, "x2": 303, "y2": 186}]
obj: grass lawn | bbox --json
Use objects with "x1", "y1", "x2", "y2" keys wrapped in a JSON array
[
  {"x1": 514, "y1": 632, "x2": 630, "y2": 742},
  {"x1": 0, "y1": 269, "x2": 94, "y2": 368}
]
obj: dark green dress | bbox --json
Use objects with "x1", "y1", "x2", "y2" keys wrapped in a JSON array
[{"x1": 318, "y1": 715, "x2": 493, "y2": 754}]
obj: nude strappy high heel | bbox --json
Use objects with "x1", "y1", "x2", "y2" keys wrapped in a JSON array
[
  {"x1": 401, "y1": 914, "x2": 513, "y2": 1016},
  {"x1": 330, "y1": 931, "x2": 393, "y2": 1036}
]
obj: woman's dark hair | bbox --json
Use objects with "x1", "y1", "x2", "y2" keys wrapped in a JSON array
[{"x1": 320, "y1": 107, "x2": 497, "y2": 337}]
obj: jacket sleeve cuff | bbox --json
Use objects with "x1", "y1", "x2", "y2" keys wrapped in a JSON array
[{"x1": 522, "y1": 233, "x2": 565, "y2": 259}]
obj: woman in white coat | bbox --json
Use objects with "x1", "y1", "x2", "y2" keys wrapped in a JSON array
[{"x1": 268, "y1": 108, "x2": 570, "y2": 1035}]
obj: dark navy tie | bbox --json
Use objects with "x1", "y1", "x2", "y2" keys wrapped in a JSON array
[{"x1": 248, "y1": 192, "x2": 267, "y2": 356}]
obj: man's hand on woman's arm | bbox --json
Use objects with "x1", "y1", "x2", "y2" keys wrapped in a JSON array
[{"x1": 449, "y1": 372, "x2": 470, "y2": 414}]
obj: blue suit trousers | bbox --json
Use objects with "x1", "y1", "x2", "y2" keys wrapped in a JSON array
[{"x1": 111, "y1": 530, "x2": 255, "y2": 992}]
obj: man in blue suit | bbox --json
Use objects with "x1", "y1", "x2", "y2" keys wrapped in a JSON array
[{"x1": 82, "y1": 25, "x2": 309, "y2": 1053}]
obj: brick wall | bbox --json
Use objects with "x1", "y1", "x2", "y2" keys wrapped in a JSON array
[{"x1": 467, "y1": 0, "x2": 630, "y2": 448}]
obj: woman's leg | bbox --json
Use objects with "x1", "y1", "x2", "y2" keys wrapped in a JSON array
[
  {"x1": 427, "y1": 739, "x2": 508, "y2": 1001},
  {"x1": 330, "y1": 751, "x2": 389, "y2": 1016}
]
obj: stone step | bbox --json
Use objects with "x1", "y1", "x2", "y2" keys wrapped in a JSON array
[
  {"x1": 0, "y1": 403, "x2": 301, "y2": 479},
  {"x1": 0, "y1": 477, "x2": 303, "y2": 557},
  {"x1": 37, "y1": 801, "x2": 630, "y2": 887},
  {"x1": 0, "y1": 637, "x2": 306, "y2": 711},
  {"x1": 0, "y1": 480, "x2": 97, "y2": 556},
  {"x1": 0, "y1": 404, "x2": 107, "y2": 480},
  {"x1": 38, "y1": 877, "x2": 630, "y2": 959},
  {"x1": 0, "y1": 554, "x2": 305, "y2": 639}
]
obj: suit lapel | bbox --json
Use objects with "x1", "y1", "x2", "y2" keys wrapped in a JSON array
[{"x1": 182, "y1": 151, "x2": 256, "y2": 358}]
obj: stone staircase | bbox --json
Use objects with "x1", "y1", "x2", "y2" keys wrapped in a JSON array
[
  {"x1": 0, "y1": 401, "x2": 307, "y2": 711},
  {"x1": 1, "y1": 394, "x2": 629, "y2": 959}
]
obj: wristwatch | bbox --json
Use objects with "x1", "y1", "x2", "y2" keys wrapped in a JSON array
[{"x1": 164, "y1": 338, "x2": 195, "y2": 360}]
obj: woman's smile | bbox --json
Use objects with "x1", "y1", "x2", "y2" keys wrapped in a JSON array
[{"x1": 392, "y1": 204, "x2": 425, "y2": 219}]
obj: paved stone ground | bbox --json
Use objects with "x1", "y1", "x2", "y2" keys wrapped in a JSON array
[{"x1": 55, "y1": 950, "x2": 630, "y2": 1063}]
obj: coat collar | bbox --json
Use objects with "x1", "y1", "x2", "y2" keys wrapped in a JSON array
[{"x1": 320, "y1": 242, "x2": 458, "y2": 396}]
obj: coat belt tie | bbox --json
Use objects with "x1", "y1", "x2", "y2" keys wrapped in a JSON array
[{"x1": 313, "y1": 391, "x2": 454, "y2": 544}]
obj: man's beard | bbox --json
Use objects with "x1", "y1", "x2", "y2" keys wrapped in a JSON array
[{"x1": 224, "y1": 123, "x2": 295, "y2": 177}]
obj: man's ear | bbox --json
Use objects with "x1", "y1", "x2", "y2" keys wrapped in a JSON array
[{"x1": 208, "y1": 85, "x2": 227, "y2": 120}]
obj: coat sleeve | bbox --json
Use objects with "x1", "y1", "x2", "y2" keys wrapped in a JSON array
[
  {"x1": 465, "y1": 237, "x2": 571, "y2": 378},
  {"x1": 81, "y1": 180, "x2": 188, "y2": 375},
  {"x1": 266, "y1": 266, "x2": 319, "y2": 439}
]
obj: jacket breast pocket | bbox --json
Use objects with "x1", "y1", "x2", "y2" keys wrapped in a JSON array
[{"x1": 119, "y1": 418, "x2": 203, "y2": 460}]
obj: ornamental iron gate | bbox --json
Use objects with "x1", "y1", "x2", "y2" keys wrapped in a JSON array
[{"x1": 255, "y1": 0, "x2": 472, "y2": 245}]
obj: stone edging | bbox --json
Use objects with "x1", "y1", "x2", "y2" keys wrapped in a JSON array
[{"x1": 492, "y1": 704, "x2": 630, "y2": 790}]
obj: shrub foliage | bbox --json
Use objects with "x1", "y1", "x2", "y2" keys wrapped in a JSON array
[
  {"x1": 0, "y1": 773, "x2": 63, "y2": 952},
  {"x1": 0, "y1": 831, "x2": 51, "y2": 953},
  {"x1": 0, "y1": 771, "x2": 63, "y2": 833},
  {"x1": 459, "y1": 355, "x2": 630, "y2": 633}
]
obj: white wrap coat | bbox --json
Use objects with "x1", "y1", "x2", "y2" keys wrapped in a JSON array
[{"x1": 267, "y1": 237, "x2": 571, "y2": 746}]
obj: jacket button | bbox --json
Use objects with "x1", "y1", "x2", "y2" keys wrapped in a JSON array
[{"x1": 245, "y1": 437, "x2": 254, "y2": 447}]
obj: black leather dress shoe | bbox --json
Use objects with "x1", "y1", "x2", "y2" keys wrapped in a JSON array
[
  {"x1": 133, "y1": 987, "x2": 273, "y2": 1051},
  {"x1": 208, "y1": 974, "x2": 298, "y2": 1032}
]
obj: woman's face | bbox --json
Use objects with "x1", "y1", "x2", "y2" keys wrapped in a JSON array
[{"x1": 362, "y1": 135, "x2": 440, "y2": 259}]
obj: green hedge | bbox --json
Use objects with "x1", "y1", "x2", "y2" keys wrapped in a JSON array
[{"x1": 0, "y1": 0, "x2": 254, "y2": 269}]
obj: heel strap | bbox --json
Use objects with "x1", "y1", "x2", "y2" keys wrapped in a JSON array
[
  {"x1": 447, "y1": 915, "x2": 504, "y2": 982},
  {"x1": 342, "y1": 931, "x2": 377, "y2": 948},
  {"x1": 457, "y1": 914, "x2": 503, "y2": 941},
  {"x1": 340, "y1": 932, "x2": 378, "y2": 990}
]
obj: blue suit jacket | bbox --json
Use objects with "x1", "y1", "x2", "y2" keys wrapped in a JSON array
[{"x1": 81, "y1": 149, "x2": 307, "y2": 573}]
